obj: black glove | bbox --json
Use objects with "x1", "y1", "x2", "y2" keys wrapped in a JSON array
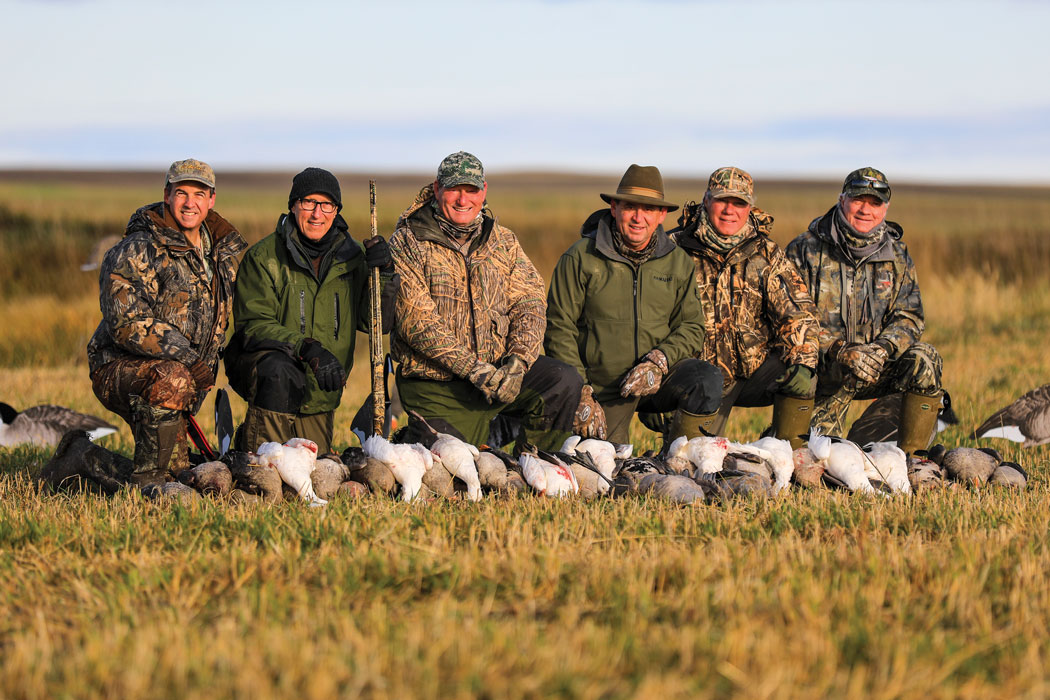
[
  {"x1": 298, "y1": 338, "x2": 345, "y2": 392},
  {"x1": 363, "y1": 236, "x2": 394, "y2": 273}
]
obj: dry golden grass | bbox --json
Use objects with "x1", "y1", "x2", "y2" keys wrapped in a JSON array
[{"x1": 2, "y1": 171, "x2": 1050, "y2": 698}]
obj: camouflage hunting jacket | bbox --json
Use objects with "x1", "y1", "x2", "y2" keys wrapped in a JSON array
[
  {"x1": 545, "y1": 210, "x2": 706, "y2": 402},
  {"x1": 785, "y1": 205, "x2": 924, "y2": 364},
  {"x1": 390, "y1": 185, "x2": 546, "y2": 382},
  {"x1": 87, "y1": 202, "x2": 247, "y2": 376},
  {"x1": 671, "y1": 207, "x2": 820, "y2": 388}
]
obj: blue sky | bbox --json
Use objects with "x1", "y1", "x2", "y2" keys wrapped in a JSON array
[{"x1": 2, "y1": 0, "x2": 1048, "y2": 182}]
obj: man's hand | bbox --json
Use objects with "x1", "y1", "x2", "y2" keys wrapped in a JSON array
[
  {"x1": 187, "y1": 360, "x2": 214, "y2": 393},
  {"x1": 776, "y1": 364, "x2": 815, "y2": 398},
  {"x1": 298, "y1": 338, "x2": 346, "y2": 392},
  {"x1": 363, "y1": 235, "x2": 393, "y2": 273},
  {"x1": 573, "y1": 385, "x2": 607, "y2": 439},
  {"x1": 484, "y1": 355, "x2": 527, "y2": 404},
  {"x1": 466, "y1": 361, "x2": 500, "y2": 403},
  {"x1": 836, "y1": 342, "x2": 889, "y2": 386},
  {"x1": 620, "y1": 349, "x2": 669, "y2": 398}
]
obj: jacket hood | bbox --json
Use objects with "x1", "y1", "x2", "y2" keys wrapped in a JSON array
[
  {"x1": 398, "y1": 182, "x2": 496, "y2": 252},
  {"x1": 131, "y1": 201, "x2": 241, "y2": 250},
  {"x1": 579, "y1": 208, "x2": 677, "y2": 264}
]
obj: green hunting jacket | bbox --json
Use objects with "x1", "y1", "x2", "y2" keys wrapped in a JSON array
[
  {"x1": 390, "y1": 184, "x2": 547, "y2": 382},
  {"x1": 87, "y1": 202, "x2": 247, "y2": 393},
  {"x1": 785, "y1": 205, "x2": 924, "y2": 366},
  {"x1": 225, "y1": 214, "x2": 396, "y2": 415},
  {"x1": 672, "y1": 206, "x2": 820, "y2": 389},
  {"x1": 544, "y1": 210, "x2": 706, "y2": 403}
]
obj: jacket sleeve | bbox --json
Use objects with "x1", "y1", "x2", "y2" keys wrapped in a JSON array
[
  {"x1": 874, "y1": 245, "x2": 925, "y2": 358},
  {"x1": 101, "y1": 237, "x2": 198, "y2": 365},
  {"x1": 501, "y1": 234, "x2": 547, "y2": 369},
  {"x1": 543, "y1": 248, "x2": 588, "y2": 379},
  {"x1": 390, "y1": 227, "x2": 482, "y2": 378},
  {"x1": 653, "y1": 254, "x2": 706, "y2": 367},
  {"x1": 233, "y1": 245, "x2": 305, "y2": 354},
  {"x1": 765, "y1": 245, "x2": 820, "y2": 369}
]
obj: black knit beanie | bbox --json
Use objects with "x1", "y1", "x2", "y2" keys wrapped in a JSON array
[{"x1": 288, "y1": 167, "x2": 342, "y2": 211}]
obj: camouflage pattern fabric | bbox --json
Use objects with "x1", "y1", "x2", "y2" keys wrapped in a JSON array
[
  {"x1": 166, "y1": 159, "x2": 216, "y2": 189},
  {"x1": 91, "y1": 356, "x2": 201, "y2": 419},
  {"x1": 390, "y1": 184, "x2": 546, "y2": 382},
  {"x1": 842, "y1": 167, "x2": 891, "y2": 202},
  {"x1": 436, "y1": 151, "x2": 485, "y2": 189},
  {"x1": 785, "y1": 205, "x2": 928, "y2": 368},
  {"x1": 810, "y1": 342, "x2": 943, "y2": 436},
  {"x1": 673, "y1": 208, "x2": 820, "y2": 391},
  {"x1": 706, "y1": 166, "x2": 755, "y2": 205},
  {"x1": 87, "y1": 201, "x2": 247, "y2": 415}
]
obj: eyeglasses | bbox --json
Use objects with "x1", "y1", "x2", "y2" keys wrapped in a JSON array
[
  {"x1": 299, "y1": 198, "x2": 337, "y2": 214},
  {"x1": 845, "y1": 177, "x2": 890, "y2": 193}
]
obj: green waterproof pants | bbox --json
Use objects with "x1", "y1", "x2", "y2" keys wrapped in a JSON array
[{"x1": 396, "y1": 356, "x2": 581, "y2": 451}]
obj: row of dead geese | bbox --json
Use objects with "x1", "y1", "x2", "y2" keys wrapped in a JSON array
[{"x1": 37, "y1": 408, "x2": 1028, "y2": 506}]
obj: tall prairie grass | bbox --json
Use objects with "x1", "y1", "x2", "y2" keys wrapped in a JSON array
[{"x1": 1, "y1": 171, "x2": 1049, "y2": 698}]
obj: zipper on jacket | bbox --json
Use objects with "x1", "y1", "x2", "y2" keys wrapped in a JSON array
[
  {"x1": 462, "y1": 253, "x2": 479, "y2": 353},
  {"x1": 333, "y1": 293, "x2": 341, "y2": 340},
  {"x1": 299, "y1": 290, "x2": 307, "y2": 335},
  {"x1": 632, "y1": 270, "x2": 640, "y2": 360}
]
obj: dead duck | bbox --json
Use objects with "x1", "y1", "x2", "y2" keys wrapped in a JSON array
[
  {"x1": 1, "y1": 401, "x2": 117, "y2": 448},
  {"x1": 177, "y1": 460, "x2": 233, "y2": 496},
  {"x1": 989, "y1": 461, "x2": 1028, "y2": 489},
  {"x1": 939, "y1": 446, "x2": 1000, "y2": 486},
  {"x1": 973, "y1": 384, "x2": 1050, "y2": 448}
]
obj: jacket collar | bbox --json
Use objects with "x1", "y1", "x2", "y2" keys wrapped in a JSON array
[
  {"x1": 808, "y1": 205, "x2": 901, "y2": 263},
  {"x1": 581, "y1": 209, "x2": 676, "y2": 264},
  {"x1": 278, "y1": 212, "x2": 361, "y2": 270},
  {"x1": 133, "y1": 201, "x2": 244, "y2": 255}
]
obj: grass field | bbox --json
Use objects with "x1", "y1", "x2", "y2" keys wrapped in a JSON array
[{"x1": 1, "y1": 170, "x2": 1049, "y2": 698}]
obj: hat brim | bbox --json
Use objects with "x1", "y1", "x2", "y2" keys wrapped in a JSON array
[
  {"x1": 168, "y1": 175, "x2": 215, "y2": 189},
  {"x1": 600, "y1": 192, "x2": 678, "y2": 212},
  {"x1": 842, "y1": 187, "x2": 891, "y2": 203},
  {"x1": 709, "y1": 191, "x2": 755, "y2": 206}
]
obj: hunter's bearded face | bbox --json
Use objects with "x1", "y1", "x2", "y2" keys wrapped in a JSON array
[
  {"x1": 840, "y1": 194, "x2": 889, "y2": 234},
  {"x1": 434, "y1": 182, "x2": 487, "y2": 226}
]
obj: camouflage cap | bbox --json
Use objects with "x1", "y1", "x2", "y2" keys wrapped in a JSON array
[
  {"x1": 165, "y1": 158, "x2": 215, "y2": 189},
  {"x1": 436, "y1": 151, "x2": 485, "y2": 189},
  {"x1": 842, "y1": 167, "x2": 891, "y2": 203},
  {"x1": 706, "y1": 166, "x2": 755, "y2": 205}
]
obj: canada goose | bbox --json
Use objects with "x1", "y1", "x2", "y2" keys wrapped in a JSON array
[
  {"x1": 1, "y1": 401, "x2": 117, "y2": 447},
  {"x1": 973, "y1": 384, "x2": 1050, "y2": 447}
]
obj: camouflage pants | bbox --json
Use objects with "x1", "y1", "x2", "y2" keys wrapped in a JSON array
[
  {"x1": 397, "y1": 356, "x2": 581, "y2": 451},
  {"x1": 90, "y1": 356, "x2": 200, "y2": 474},
  {"x1": 812, "y1": 341, "x2": 943, "y2": 437}
]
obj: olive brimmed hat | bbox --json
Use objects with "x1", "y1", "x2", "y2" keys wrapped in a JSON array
[
  {"x1": 842, "y1": 167, "x2": 891, "y2": 203},
  {"x1": 600, "y1": 164, "x2": 678, "y2": 211}
]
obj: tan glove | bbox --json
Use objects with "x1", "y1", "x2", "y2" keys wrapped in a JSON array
[
  {"x1": 573, "y1": 385, "x2": 607, "y2": 439},
  {"x1": 466, "y1": 361, "x2": 500, "y2": 403},
  {"x1": 620, "y1": 349, "x2": 669, "y2": 398},
  {"x1": 835, "y1": 342, "x2": 889, "y2": 386},
  {"x1": 484, "y1": 356, "x2": 528, "y2": 404}
]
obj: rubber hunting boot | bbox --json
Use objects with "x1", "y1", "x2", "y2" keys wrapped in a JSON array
[
  {"x1": 129, "y1": 396, "x2": 183, "y2": 488},
  {"x1": 772, "y1": 394, "x2": 814, "y2": 449},
  {"x1": 236, "y1": 404, "x2": 296, "y2": 452},
  {"x1": 897, "y1": 391, "x2": 942, "y2": 455},
  {"x1": 665, "y1": 408, "x2": 725, "y2": 448}
]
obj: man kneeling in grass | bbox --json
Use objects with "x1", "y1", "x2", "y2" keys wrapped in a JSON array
[{"x1": 88, "y1": 159, "x2": 247, "y2": 486}]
